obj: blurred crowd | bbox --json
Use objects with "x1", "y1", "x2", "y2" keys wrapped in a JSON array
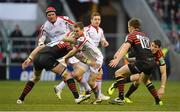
[
  {"x1": 0, "y1": 0, "x2": 37, "y2": 3},
  {"x1": 0, "y1": 24, "x2": 40, "y2": 64},
  {"x1": 149, "y1": 0, "x2": 180, "y2": 53}
]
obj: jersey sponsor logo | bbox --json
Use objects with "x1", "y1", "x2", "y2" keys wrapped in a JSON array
[{"x1": 159, "y1": 57, "x2": 165, "y2": 65}]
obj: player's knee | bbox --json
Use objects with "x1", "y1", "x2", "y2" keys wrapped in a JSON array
[
  {"x1": 74, "y1": 76, "x2": 82, "y2": 82},
  {"x1": 31, "y1": 77, "x2": 40, "y2": 83},
  {"x1": 115, "y1": 70, "x2": 123, "y2": 77},
  {"x1": 88, "y1": 79, "x2": 94, "y2": 87},
  {"x1": 133, "y1": 75, "x2": 140, "y2": 81}
]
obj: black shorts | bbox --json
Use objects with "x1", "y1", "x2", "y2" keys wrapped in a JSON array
[
  {"x1": 128, "y1": 59, "x2": 156, "y2": 75},
  {"x1": 33, "y1": 53, "x2": 59, "y2": 71}
]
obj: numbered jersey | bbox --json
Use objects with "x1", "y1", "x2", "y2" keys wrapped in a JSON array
[{"x1": 125, "y1": 31, "x2": 153, "y2": 60}]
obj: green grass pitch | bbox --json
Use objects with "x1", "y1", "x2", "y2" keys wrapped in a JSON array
[{"x1": 0, "y1": 80, "x2": 180, "y2": 111}]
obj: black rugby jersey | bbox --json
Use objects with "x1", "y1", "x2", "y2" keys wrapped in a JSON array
[{"x1": 125, "y1": 31, "x2": 154, "y2": 60}]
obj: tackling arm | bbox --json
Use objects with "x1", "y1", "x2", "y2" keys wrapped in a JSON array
[{"x1": 63, "y1": 47, "x2": 79, "y2": 63}]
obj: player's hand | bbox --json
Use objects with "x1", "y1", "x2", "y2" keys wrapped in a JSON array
[
  {"x1": 109, "y1": 58, "x2": 120, "y2": 68},
  {"x1": 22, "y1": 58, "x2": 32, "y2": 70},
  {"x1": 157, "y1": 87, "x2": 165, "y2": 98},
  {"x1": 64, "y1": 57, "x2": 69, "y2": 64}
]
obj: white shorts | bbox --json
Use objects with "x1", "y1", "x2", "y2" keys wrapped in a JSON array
[
  {"x1": 89, "y1": 55, "x2": 103, "y2": 74},
  {"x1": 57, "y1": 56, "x2": 80, "y2": 66},
  {"x1": 68, "y1": 56, "x2": 80, "y2": 64}
]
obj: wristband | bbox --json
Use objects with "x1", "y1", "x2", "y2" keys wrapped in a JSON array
[{"x1": 161, "y1": 85, "x2": 165, "y2": 88}]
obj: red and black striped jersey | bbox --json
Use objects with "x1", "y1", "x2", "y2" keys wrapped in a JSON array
[
  {"x1": 153, "y1": 49, "x2": 166, "y2": 66},
  {"x1": 38, "y1": 40, "x2": 71, "y2": 59},
  {"x1": 125, "y1": 30, "x2": 153, "y2": 60}
]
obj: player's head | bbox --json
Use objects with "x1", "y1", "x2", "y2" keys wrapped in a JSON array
[
  {"x1": 90, "y1": 12, "x2": 101, "y2": 27},
  {"x1": 73, "y1": 22, "x2": 84, "y2": 37},
  {"x1": 45, "y1": 7, "x2": 57, "y2": 23},
  {"x1": 151, "y1": 40, "x2": 161, "y2": 54},
  {"x1": 128, "y1": 18, "x2": 141, "y2": 33}
]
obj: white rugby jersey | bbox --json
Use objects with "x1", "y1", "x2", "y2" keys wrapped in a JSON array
[
  {"x1": 39, "y1": 16, "x2": 74, "y2": 46},
  {"x1": 84, "y1": 25, "x2": 105, "y2": 47},
  {"x1": 74, "y1": 32, "x2": 103, "y2": 62}
]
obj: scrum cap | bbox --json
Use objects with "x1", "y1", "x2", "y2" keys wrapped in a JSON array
[{"x1": 45, "y1": 7, "x2": 56, "y2": 14}]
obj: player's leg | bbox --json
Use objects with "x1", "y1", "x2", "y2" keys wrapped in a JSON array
[
  {"x1": 80, "y1": 69, "x2": 91, "y2": 95},
  {"x1": 17, "y1": 53, "x2": 45, "y2": 104},
  {"x1": 54, "y1": 81, "x2": 65, "y2": 99},
  {"x1": 96, "y1": 69, "x2": 110, "y2": 100},
  {"x1": 52, "y1": 63, "x2": 88, "y2": 104},
  {"x1": 109, "y1": 64, "x2": 140, "y2": 105},
  {"x1": 124, "y1": 81, "x2": 139, "y2": 103},
  {"x1": 73, "y1": 63, "x2": 91, "y2": 96},
  {"x1": 51, "y1": 63, "x2": 79, "y2": 99},
  {"x1": 123, "y1": 73, "x2": 141, "y2": 103},
  {"x1": 53, "y1": 64, "x2": 73, "y2": 100},
  {"x1": 141, "y1": 74, "x2": 163, "y2": 105},
  {"x1": 17, "y1": 69, "x2": 42, "y2": 104},
  {"x1": 88, "y1": 72, "x2": 102, "y2": 104}
]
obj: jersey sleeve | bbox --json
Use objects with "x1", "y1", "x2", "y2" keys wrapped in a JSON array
[
  {"x1": 158, "y1": 50, "x2": 166, "y2": 66},
  {"x1": 38, "y1": 25, "x2": 47, "y2": 46},
  {"x1": 125, "y1": 34, "x2": 134, "y2": 45},
  {"x1": 100, "y1": 29, "x2": 106, "y2": 41},
  {"x1": 59, "y1": 16, "x2": 75, "y2": 25}
]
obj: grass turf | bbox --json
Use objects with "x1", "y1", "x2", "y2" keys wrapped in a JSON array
[{"x1": 0, "y1": 80, "x2": 180, "y2": 111}]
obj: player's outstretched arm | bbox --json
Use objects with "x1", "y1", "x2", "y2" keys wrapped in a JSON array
[
  {"x1": 22, "y1": 45, "x2": 45, "y2": 69},
  {"x1": 109, "y1": 42, "x2": 131, "y2": 67},
  {"x1": 158, "y1": 64, "x2": 167, "y2": 98}
]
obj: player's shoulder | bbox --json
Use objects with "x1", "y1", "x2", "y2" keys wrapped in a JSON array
[
  {"x1": 84, "y1": 25, "x2": 91, "y2": 31},
  {"x1": 58, "y1": 16, "x2": 69, "y2": 20},
  {"x1": 157, "y1": 49, "x2": 164, "y2": 57},
  {"x1": 128, "y1": 31, "x2": 144, "y2": 38},
  {"x1": 57, "y1": 16, "x2": 74, "y2": 24},
  {"x1": 42, "y1": 20, "x2": 51, "y2": 29},
  {"x1": 98, "y1": 27, "x2": 103, "y2": 32}
]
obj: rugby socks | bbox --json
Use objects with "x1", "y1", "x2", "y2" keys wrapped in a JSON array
[
  {"x1": 125, "y1": 83, "x2": 139, "y2": 98},
  {"x1": 56, "y1": 81, "x2": 66, "y2": 91},
  {"x1": 79, "y1": 78, "x2": 91, "y2": 94},
  {"x1": 66, "y1": 78, "x2": 79, "y2": 99},
  {"x1": 96, "y1": 77, "x2": 102, "y2": 95},
  {"x1": 19, "y1": 81, "x2": 35, "y2": 101},
  {"x1": 116, "y1": 76, "x2": 125, "y2": 100},
  {"x1": 79, "y1": 83, "x2": 85, "y2": 95},
  {"x1": 92, "y1": 85, "x2": 99, "y2": 99},
  {"x1": 116, "y1": 76, "x2": 131, "y2": 100},
  {"x1": 146, "y1": 83, "x2": 161, "y2": 103}
]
